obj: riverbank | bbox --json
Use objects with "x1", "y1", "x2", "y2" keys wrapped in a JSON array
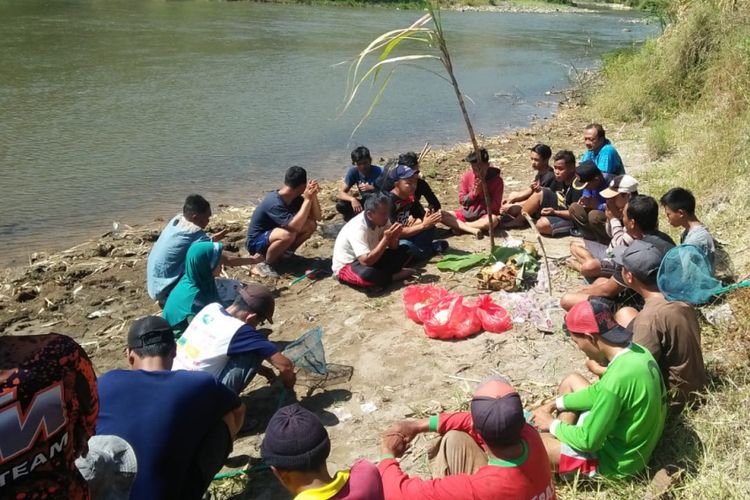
[
  {"x1": 3, "y1": 87, "x2": 748, "y2": 498},
  {"x1": 244, "y1": 0, "x2": 595, "y2": 13}
]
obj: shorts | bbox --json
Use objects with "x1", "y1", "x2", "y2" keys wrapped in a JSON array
[
  {"x1": 545, "y1": 216, "x2": 574, "y2": 237},
  {"x1": 559, "y1": 443, "x2": 599, "y2": 477},
  {"x1": 558, "y1": 411, "x2": 599, "y2": 477},
  {"x1": 540, "y1": 187, "x2": 565, "y2": 211},
  {"x1": 246, "y1": 229, "x2": 272, "y2": 255}
]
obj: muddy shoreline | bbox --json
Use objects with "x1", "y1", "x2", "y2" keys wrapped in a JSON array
[{"x1": 1, "y1": 102, "x2": 605, "y2": 498}]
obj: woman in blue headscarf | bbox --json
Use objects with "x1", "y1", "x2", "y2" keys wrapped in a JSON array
[{"x1": 162, "y1": 241, "x2": 223, "y2": 337}]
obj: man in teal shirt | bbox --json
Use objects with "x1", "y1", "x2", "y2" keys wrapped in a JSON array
[
  {"x1": 581, "y1": 123, "x2": 625, "y2": 183},
  {"x1": 532, "y1": 298, "x2": 667, "y2": 478}
]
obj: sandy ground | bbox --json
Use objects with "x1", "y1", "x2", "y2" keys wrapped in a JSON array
[{"x1": 0, "y1": 105, "x2": 652, "y2": 498}]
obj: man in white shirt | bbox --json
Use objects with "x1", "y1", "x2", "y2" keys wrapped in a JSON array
[
  {"x1": 173, "y1": 284, "x2": 295, "y2": 394},
  {"x1": 332, "y1": 194, "x2": 416, "y2": 290}
]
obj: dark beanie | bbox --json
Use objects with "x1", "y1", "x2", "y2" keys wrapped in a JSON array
[{"x1": 261, "y1": 404, "x2": 331, "y2": 471}]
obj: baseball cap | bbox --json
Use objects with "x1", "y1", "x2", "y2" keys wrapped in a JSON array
[
  {"x1": 261, "y1": 404, "x2": 331, "y2": 470},
  {"x1": 572, "y1": 160, "x2": 600, "y2": 189},
  {"x1": 564, "y1": 299, "x2": 632, "y2": 344},
  {"x1": 470, "y1": 375, "x2": 525, "y2": 448},
  {"x1": 127, "y1": 316, "x2": 175, "y2": 348},
  {"x1": 391, "y1": 164, "x2": 418, "y2": 180},
  {"x1": 613, "y1": 239, "x2": 664, "y2": 285},
  {"x1": 239, "y1": 283, "x2": 275, "y2": 324},
  {"x1": 600, "y1": 175, "x2": 639, "y2": 199},
  {"x1": 464, "y1": 148, "x2": 490, "y2": 164},
  {"x1": 75, "y1": 435, "x2": 137, "y2": 500}
]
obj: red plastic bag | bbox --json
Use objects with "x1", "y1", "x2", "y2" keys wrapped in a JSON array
[
  {"x1": 421, "y1": 296, "x2": 482, "y2": 340},
  {"x1": 403, "y1": 285, "x2": 455, "y2": 324},
  {"x1": 475, "y1": 295, "x2": 512, "y2": 334}
]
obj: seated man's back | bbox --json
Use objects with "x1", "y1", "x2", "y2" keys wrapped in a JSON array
[
  {"x1": 379, "y1": 422, "x2": 553, "y2": 500},
  {"x1": 0, "y1": 333, "x2": 98, "y2": 499},
  {"x1": 632, "y1": 295, "x2": 706, "y2": 408},
  {"x1": 96, "y1": 369, "x2": 240, "y2": 500},
  {"x1": 555, "y1": 343, "x2": 667, "y2": 477}
]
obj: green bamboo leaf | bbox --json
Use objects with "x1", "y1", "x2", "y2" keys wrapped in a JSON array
[
  {"x1": 372, "y1": 32, "x2": 433, "y2": 83},
  {"x1": 349, "y1": 69, "x2": 395, "y2": 140},
  {"x1": 340, "y1": 54, "x2": 440, "y2": 116}
]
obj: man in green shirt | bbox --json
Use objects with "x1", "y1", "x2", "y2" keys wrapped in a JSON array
[{"x1": 532, "y1": 298, "x2": 667, "y2": 478}]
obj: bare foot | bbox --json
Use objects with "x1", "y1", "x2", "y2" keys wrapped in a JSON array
[
  {"x1": 393, "y1": 268, "x2": 418, "y2": 281},
  {"x1": 474, "y1": 229, "x2": 484, "y2": 240}
]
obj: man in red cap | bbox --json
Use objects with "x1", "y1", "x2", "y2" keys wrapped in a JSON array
[
  {"x1": 376, "y1": 376, "x2": 555, "y2": 499},
  {"x1": 532, "y1": 299, "x2": 667, "y2": 478}
]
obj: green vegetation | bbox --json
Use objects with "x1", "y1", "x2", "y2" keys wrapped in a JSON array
[
  {"x1": 561, "y1": 0, "x2": 750, "y2": 497},
  {"x1": 591, "y1": 0, "x2": 750, "y2": 254},
  {"x1": 248, "y1": 0, "x2": 578, "y2": 10}
]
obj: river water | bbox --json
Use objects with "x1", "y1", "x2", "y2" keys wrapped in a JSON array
[{"x1": 0, "y1": 1, "x2": 657, "y2": 264}]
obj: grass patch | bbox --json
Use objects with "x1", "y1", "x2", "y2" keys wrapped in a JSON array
[
  {"x1": 561, "y1": 0, "x2": 750, "y2": 496},
  {"x1": 646, "y1": 119, "x2": 672, "y2": 159}
]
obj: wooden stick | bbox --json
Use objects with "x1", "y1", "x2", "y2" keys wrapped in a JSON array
[
  {"x1": 418, "y1": 142, "x2": 431, "y2": 163},
  {"x1": 521, "y1": 212, "x2": 553, "y2": 296}
]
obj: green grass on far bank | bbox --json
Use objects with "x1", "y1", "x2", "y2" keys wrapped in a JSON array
[
  {"x1": 560, "y1": 0, "x2": 750, "y2": 497},
  {"x1": 245, "y1": 0, "x2": 578, "y2": 10}
]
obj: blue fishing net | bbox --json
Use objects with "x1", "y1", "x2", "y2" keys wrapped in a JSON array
[
  {"x1": 657, "y1": 245, "x2": 721, "y2": 304},
  {"x1": 282, "y1": 327, "x2": 327, "y2": 375}
]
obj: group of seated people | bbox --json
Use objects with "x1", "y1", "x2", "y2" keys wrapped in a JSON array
[{"x1": 1, "y1": 122, "x2": 718, "y2": 499}]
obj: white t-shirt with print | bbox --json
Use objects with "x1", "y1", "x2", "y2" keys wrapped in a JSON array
[{"x1": 332, "y1": 212, "x2": 389, "y2": 275}]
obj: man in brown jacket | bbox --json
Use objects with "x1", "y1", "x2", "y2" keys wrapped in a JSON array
[{"x1": 612, "y1": 240, "x2": 707, "y2": 410}]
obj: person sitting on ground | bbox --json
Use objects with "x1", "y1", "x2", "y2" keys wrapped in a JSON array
[
  {"x1": 567, "y1": 160, "x2": 609, "y2": 244},
  {"x1": 451, "y1": 148, "x2": 504, "y2": 238},
  {"x1": 0, "y1": 333, "x2": 98, "y2": 498},
  {"x1": 246, "y1": 166, "x2": 322, "y2": 278},
  {"x1": 163, "y1": 240, "x2": 225, "y2": 336},
  {"x1": 581, "y1": 123, "x2": 625, "y2": 183},
  {"x1": 376, "y1": 376, "x2": 555, "y2": 500},
  {"x1": 532, "y1": 299, "x2": 667, "y2": 478},
  {"x1": 386, "y1": 163, "x2": 481, "y2": 251},
  {"x1": 147, "y1": 194, "x2": 263, "y2": 305},
  {"x1": 660, "y1": 187, "x2": 716, "y2": 271},
  {"x1": 172, "y1": 284, "x2": 296, "y2": 395},
  {"x1": 499, "y1": 143, "x2": 556, "y2": 229},
  {"x1": 96, "y1": 316, "x2": 246, "y2": 500},
  {"x1": 533, "y1": 150, "x2": 582, "y2": 237},
  {"x1": 568, "y1": 175, "x2": 639, "y2": 280},
  {"x1": 387, "y1": 164, "x2": 444, "y2": 259},
  {"x1": 560, "y1": 195, "x2": 675, "y2": 311},
  {"x1": 332, "y1": 194, "x2": 415, "y2": 290},
  {"x1": 398, "y1": 151, "x2": 442, "y2": 220},
  {"x1": 261, "y1": 403, "x2": 385, "y2": 500},
  {"x1": 610, "y1": 240, "x2": 707, "y2": 410},
  {"x1": 336, "y1": 146, "x2": 383, "y2": 222}
]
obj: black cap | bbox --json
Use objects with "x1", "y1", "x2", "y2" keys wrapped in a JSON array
[
  {"x1": 465, "y1": 148, "x2": 490, "y2": 164},
  {"x1": 127, "y1": 316, "x2": 175, "y2": 348},
  {"x1": 261, "y1": 404, "x2": 331, "y2": 470},
  {"x1": 572, "y1": 160, "x2": 600, "y2": 189}
]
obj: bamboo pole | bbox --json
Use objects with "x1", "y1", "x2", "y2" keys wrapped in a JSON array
[{"x1": 435, "y1": 19, "x2": 495, "y2": 250}]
